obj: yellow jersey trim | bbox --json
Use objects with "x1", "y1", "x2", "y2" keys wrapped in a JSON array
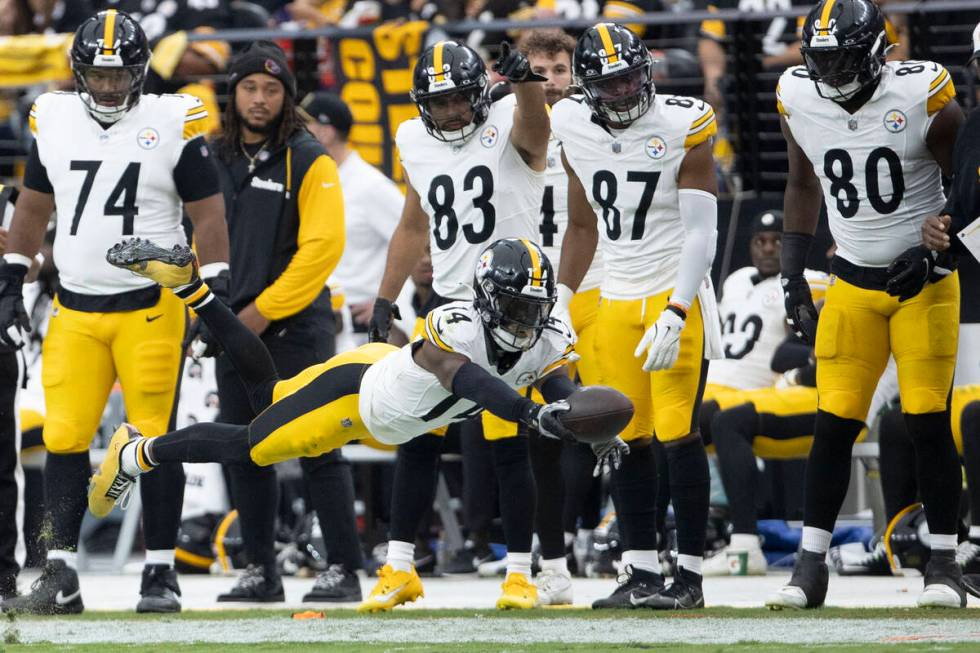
[{"x1": 424, "y1": 313, "x2": 454, "y2": 352}]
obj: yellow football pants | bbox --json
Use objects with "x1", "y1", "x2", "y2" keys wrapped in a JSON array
[
  {"x1": 594, "y1": 289, "x2": 707, "y2": 443},
  {"x1": 816, "y1": 273, "x2": 959, "y2": 420},
  {"x1": 42, "y1": 291, "x2": 185, "y2": 453}
]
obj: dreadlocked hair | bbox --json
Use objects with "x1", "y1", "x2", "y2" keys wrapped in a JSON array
[{"x1": 215, "y1": 91, "x2": 310, "y2": 164}]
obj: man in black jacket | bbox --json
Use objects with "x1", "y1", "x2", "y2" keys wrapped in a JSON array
[{"x1": 204, "y1": 41, "x2": 362, "y2": 602}]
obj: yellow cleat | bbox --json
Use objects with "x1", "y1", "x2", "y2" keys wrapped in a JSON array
[
  {"x1": 88, "y1": 423, "x2": 142, "y2": 518},
  {"x1": 496, "y1": 572, "x2": 538, "y2": 609},
  {"x1": 356, "y1": 564, "x2": 424, "y2": 612},
  {"x1": 106, "y1": 238, "x2": 198, "y2": 288}
]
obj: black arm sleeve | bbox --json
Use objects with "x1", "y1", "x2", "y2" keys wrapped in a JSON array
[
  {"x1": 173, "y1": 136, "x2": 221, "y2": 203},
  {"x1": 771, "y1": 333, "x2": 812, "y2": 373},
  {"x1": 23, "y1": 141, "x2": 53, "y2": 194},
  {"x1": 451, "y1": 362, "x2": 537, "y2": 424},
  {"x1": 538, "y1": 371, "x2": 577, "y2": 403}
]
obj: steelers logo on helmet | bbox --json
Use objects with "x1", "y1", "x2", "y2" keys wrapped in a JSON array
[
  {"x1": 800, "y1": 0, "x2": 888, "y2": 102},
  {"x1": 411, "y1": 41, "x2": 491, "y2": 144},
  {"x1": 70, "y1": 9, "x2": 151, "y2": 124},
  {"x1": 473, "y1": 239, "x2": 557, "y2": 353},
  {"x1": 882, "y1": 109, "x2": 907, "y2": 133},
  {"x1": 573, "y1": 23, "x2": 655, "y2": 128}
]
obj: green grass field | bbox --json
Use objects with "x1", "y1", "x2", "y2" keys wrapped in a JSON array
[{"x1": 3, "y1": 607, "x2": 979, "y2": 651}]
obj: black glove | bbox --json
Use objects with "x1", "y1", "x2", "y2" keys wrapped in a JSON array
[
  {"x1": 781, "y1": 273, "x2": 818, "y2": 345},
  {"x1": 0, "y1": 262, "x2": 29, "y2": 351},
  {"x1": 368, "y1": 298, "x2": 401, "y2": 343},
  {"x1": 188, "y1": 269, "x2": 230, "y2": 359},
  {"x1": 528, "y1": 401, "x2": 576, "y2": 441},
  {"x1": 885, "y1": 246, "x2": 952, "y2": 302},
  {"x1": 492, "y1": 41, "x2": 547, "y2": 84}
]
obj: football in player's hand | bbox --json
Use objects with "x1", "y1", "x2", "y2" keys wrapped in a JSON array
[{"x1": 560, "y1": 386, "x2": 634, "y2": 445}]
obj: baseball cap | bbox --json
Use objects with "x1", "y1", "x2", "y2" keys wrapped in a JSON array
[{"x1": 300, "y1": 92, "x2": 353, "y2": 139}]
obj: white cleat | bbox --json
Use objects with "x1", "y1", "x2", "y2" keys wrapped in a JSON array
[
  {"x1": 765, "y1": 585, "x2": 809, "y2": 610},
  {"x1": 536, "y1": 568, "x2": 573, "y2": 606},
  {"x1": 918, "y1": 583, "x2": 967, "y2": 608}
]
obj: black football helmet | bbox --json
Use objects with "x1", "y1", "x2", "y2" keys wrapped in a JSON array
[
  {"x1": 71, "y1": 10, "x2": 150, "y2": 123},
  {"x1": 474, "y1": 239, "x2": 556, "y2": 353},
  {"x1": 411, "y1": 41, "x2": 491, "y2": 144},
  {"x1": 573, "y1": 23, "x2": 654, "y2": 127},
  {"x1": 801, "y1": 0, "x2": 888, "y2": 102}
]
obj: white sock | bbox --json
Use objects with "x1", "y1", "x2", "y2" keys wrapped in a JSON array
[
  {"x1": 801, "y1": 527, "x2": 833, "y2": 555},
  {"x1": 120, "y1": 439, "x2": 153, "y2": 476},
  {"x1": 506, "y1": 552, "x2": 532, "y2": 578},
  {"x1": 577, "y1": 528, "x2": 591, "y2": 541},
  {"x1": 931, "y1": 533, "x2": 957, "y2": 551},
  {"x1": 730, "y1": 533, "x2": 760, "y2": 551},
  {"x1": 48, "y1": 550, "x2": 78, "y2": 570},
  {"x1": 970, "y1": 525, "x2": 980, "y2": 541},
  {"x1": 676, "y1": 554, "x2": 702, "y2": 575},
  {"x1": 539, "y1": 556, "x2": 568, "y2": 575},
  {"x1": 621, "y1": 549, "x2": 661, "y2": 575},
  {"x1": 385, "y1": 540, "x2": 415, "y2": 572},
  {"x1": 145, "y1": 549, "x2": 175, "y2": 567}
]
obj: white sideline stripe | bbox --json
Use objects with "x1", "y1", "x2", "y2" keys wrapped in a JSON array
[{"x1": 10, "y1": 617, "x2": 980, "y2": 645}]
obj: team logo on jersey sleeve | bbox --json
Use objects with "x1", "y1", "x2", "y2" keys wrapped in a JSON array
[
  {"x1": 480, "y1": 125, "x2": 499, "y2": 148},
  {"x1": 645, "y1": 136, "x2": 667, "y2": 159},
  {"x1": 137, "y1": 128, "x2": 160, "y2": 150},
  {"x1": 883, "y1": 110, "x2": 907, "y2": 133}
]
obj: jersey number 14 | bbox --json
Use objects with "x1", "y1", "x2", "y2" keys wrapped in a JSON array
[{"x1": 69, "y1": 160, "x2": 140, "y2": 236}]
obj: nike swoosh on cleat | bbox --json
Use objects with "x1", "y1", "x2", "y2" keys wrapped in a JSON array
[
  {"x1": 372, "y1": 582, "x2": 408, "y2": 604},
  {"x1": 55, "y1": 589, "x2": 81, "y2": 605},
  {"x1": 146, "y1": 314, "x2": 163, "y2": 323},
  {"x1": 627, "y1": 592, "x2": 646, "y2": 607}
]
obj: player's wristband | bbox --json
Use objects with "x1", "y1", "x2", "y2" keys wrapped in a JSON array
[{"x1": 781, "y1": 232, "x2": 813, "y2": 278}]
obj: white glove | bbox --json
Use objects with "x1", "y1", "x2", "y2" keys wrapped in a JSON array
[
  {"x1": 591, "y1": 436, "x2": 629, "y2": 477},
  {"x1": 634, "y1": 307, "x2": 686, "y2": 372}
]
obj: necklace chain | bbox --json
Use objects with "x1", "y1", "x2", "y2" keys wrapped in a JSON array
[{"x1": 241, "y1": 139, "x2": 269, "y2": 173}]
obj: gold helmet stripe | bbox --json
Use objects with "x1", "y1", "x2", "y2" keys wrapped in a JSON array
[
  {"x1": 103, "y1": 9, "x2": 118, "y2": 55},
  {"x1": 521, "y1": 239, "x2": 543, "y2": 287},
  {"x1": 818, "y1": 0, "x2": 837, "y2": 32},
  {"x1": 596, "y1": 23, "x2": 620, "y2": 64},
  {"x1": 433, "y1": 41, "x2": 446, "y2": 82}
]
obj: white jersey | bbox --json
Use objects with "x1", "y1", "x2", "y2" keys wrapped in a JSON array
[
  {"x1": 777, "y1": 61, "x2": 955, "y2": 267},
  {"x1": 708, "y1": 267, "x2": 828, "y2": 389},
  {"x1": 359, "y1": 301, "x2": 575, "y2": 445},
  {"x1": 540, "y1": 135, "x2": 603, "y2": 292},
  {"x1": 396, "y1": 94, "x2": 543, "y2": 300},
  {"x1": 330, "y1": 150, "x2": 403, "y2": 305},
  {"x1": 551, "y1": 94, "x2": 717, "y2": 299},
  {"x1": 30, "y1": 91, "x2": 206, "y2": 296}
]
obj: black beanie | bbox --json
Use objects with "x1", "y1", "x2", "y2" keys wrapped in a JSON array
[{"x1": 227, "y1": 41, "x2": 296, "y2": 97}]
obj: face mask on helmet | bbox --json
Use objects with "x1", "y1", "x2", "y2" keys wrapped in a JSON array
[
  {"x1": 73, "y1": 63, "x2": 145, "y2": 122},
  {"x1": 803, "y1": 28, "x2": 885, "y2": 102},
  {"x1": 581, "y1": 61, "x2": 654, "y2": 127},
  {"x1": 478, "y1": 280, "x2": 555, "y2": 352}
]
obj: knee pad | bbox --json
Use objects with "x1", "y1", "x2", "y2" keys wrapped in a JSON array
[{"x1": 42, "y1": 421, "x2": 93, "y2": 454}]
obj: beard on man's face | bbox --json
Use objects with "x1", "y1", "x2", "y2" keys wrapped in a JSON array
[{"x1": 237, "y1": 109, "x2": 281, "y2": 135}]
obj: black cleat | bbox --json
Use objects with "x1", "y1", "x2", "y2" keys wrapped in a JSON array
[
  {"x1": 635, "y1": 566, "x2": 704, "y2": 610},
  {"x1": 106, "y1": 238, "x2": 198, "y2": 288},
  {"x1": 302, "y1": 564, "x2": 363, "y2": 602},
  {"x1": 1, "y1": 560, "x2": 83, "y2": 615},
  {"x1": 765, "y1": 549, "x2": 829, "y2": 609},
  {"x1": 136, "y1": 564, "x2": 182, "y2": 613},
  {"x1": 216, "y1": 564, "x2": 285, "y2": 603},
  {"x1": 443, "y1": 542, "x2": 495, "y2": 575},
  {"x1": 918, "y1": 550, "x2": 967, "y2": 608},
  {"x1": 591, "y1": 565, "x2": 665, "y2": 609}
]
